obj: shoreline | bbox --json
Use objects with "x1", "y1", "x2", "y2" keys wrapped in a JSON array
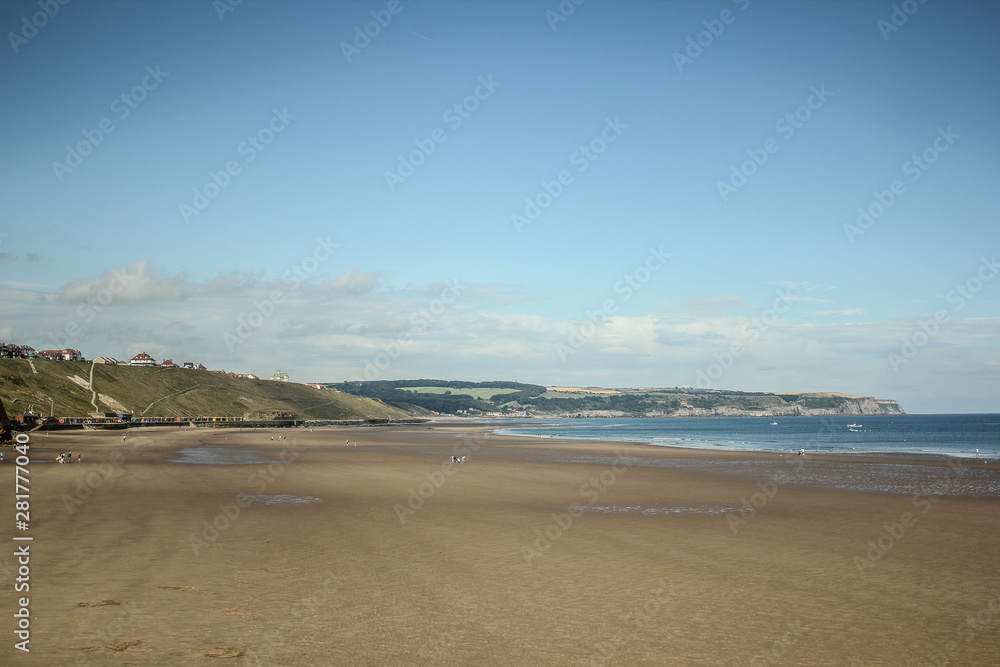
[
  {"x1": 478, "y1": 416, "x2": 1000, "y2": 464},
  {"x1": 19, "y1": 420, "x2": 1000, "y2": 476}
]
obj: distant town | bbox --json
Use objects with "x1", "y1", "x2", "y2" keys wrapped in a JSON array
[{"x1": 0, "y1": 341, "x2": 309, "y2": 386}]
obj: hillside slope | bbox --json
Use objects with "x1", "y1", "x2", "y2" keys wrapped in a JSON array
[{"x1": 0, "y1": 359, "x2": 410, "y2": 421}]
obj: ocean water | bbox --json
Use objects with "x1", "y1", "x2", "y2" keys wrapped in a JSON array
[{"x1": 495, "y1": 414, "x2": 1000, "y2": 459}]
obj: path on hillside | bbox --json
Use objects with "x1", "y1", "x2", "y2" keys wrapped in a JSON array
[
  {"x1": 297, "y1": 399, "x2": 337, "y2": 414},
  {"x1": 27, "y1": 359, "x2": 37, "y2": 374},
  {"x1": 141, "y1": 383, "x2": 201, "y2": 416},
  {"x1": 87, "y1": 360, "x2": 100, "y2": 414}
]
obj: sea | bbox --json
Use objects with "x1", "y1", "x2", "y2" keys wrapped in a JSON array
[{"x1": 494, "y1": 414, "x2": 1000, "y2": 460}]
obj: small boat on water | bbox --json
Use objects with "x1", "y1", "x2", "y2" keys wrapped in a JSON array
[
  {"x1": 847, "y1": 423, "x2": 861, "y2": 428},
  {"x1": 770, "y1": 422, "x2": 778, "y2": 426}
]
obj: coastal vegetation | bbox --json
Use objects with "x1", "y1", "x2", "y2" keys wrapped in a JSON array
[
  {"x1": 0, "y1": 359, "x2": 409, "y2": 423},
  {"x1": 330, "y1": 380, "x2": 905, "y2": 417}
]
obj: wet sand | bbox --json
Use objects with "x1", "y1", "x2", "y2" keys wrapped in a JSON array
[{"x1": 1, "y1": 423, "x2": 999, "y2": 665}]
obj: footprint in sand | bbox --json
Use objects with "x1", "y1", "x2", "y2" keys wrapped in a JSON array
[
  {"x1": 77, "y1": 599, "x2": 121, "y2": 607},
  {"x1": 83, "y1": 639, "x2": 142, "y2": 652},
  {"x1": 205, "y1": 646, "x2": 245, "y2": 658},
  {"x1": 218, "y1": 607, "x2": 252, "y2": 615}
]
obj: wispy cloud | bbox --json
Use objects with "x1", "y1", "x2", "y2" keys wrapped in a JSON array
[{"x1": 816, "y1": 309, "x2": 865, "y2": 316}]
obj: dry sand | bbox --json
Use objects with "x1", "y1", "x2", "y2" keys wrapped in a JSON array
[{"x1": 1, "y1": 423, "x2": 999, "y2": 666}]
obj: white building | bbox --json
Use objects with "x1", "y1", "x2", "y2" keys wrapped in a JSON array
[{"x1": 128, "y1": 352, "x2": 156, "y2": 367}]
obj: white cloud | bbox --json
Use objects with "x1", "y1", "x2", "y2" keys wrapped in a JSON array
[
  {"x1": 1, "y1": 261, "x2": 997, "y2": 412},
  {"x1": 816, "y1": 309, "x2": 865, "y2": 316},
  {"x1": 324, "y1": 269, "x2": 382, "y2": 295},
  {"x1": 59, "y1": 260, "x2": 188, "y2": 303},
  {"x1": 782, "y1": 295, "x2": 834, "y2": 303}
]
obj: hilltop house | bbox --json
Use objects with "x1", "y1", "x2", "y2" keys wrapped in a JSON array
[
  {"x1": 38, "y1": 348, "x2": 84, "y2": 362},
  {"x1": 128, "y1": 352, "x2": 156, "y2": 367},
  {"x1": 160, "y1": 359, "x2": 178, "y2": 368},
  {"x1": 270, "y1": 371, "x2": 290, "y2": 382},
  {"x1": 0, "y1": 343, "x2": 37, "y2": 359},
  {"x1": 93, "y1": 356, "x2": 119, "y2": 365}
]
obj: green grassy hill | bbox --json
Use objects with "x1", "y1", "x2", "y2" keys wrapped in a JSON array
[
  {"x1": 332, "y1": 380, "x2": 906, "y2": 417},
  {"x1": 0, "y1": 359, "x2": 410, "y2": 421}
]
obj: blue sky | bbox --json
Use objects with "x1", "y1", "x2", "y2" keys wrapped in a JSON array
[{"x1": 1, "y1": 0, "x2": 998, "y2": 413}]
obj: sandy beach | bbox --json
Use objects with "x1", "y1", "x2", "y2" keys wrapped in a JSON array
[{"x1": 2, "y1": 422, "x2": 999, "y2": 666}]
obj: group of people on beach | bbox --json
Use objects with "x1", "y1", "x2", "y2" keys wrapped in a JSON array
[{"x1": 57, "y1": 451, "x2": 80, "y2": 464}]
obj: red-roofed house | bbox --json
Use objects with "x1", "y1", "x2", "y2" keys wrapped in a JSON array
[
  {"x1": 160, "y1": 359, "x2": 178, "y2": 368},
  {"x1": 38, "y1": 348, "x2": 83, "y2": 361},
  {"x1": 128, "y1": 352, "x2": 156, "y2": 367},
  {"x1": 0, "y1": 343, "x2": 37, "y2": 359}
]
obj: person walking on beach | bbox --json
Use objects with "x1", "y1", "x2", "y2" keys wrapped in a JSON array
[{"x1": 78, "y1": 453, "x2": 81, "y2": 463}]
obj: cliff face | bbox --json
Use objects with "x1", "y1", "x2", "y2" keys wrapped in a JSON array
[
  {"x1": 666, "y1": 396, "x2": 905, "y2": 418},
  {"x1": 553, "y1": 395, "x2": 906, "y2": 419}
]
